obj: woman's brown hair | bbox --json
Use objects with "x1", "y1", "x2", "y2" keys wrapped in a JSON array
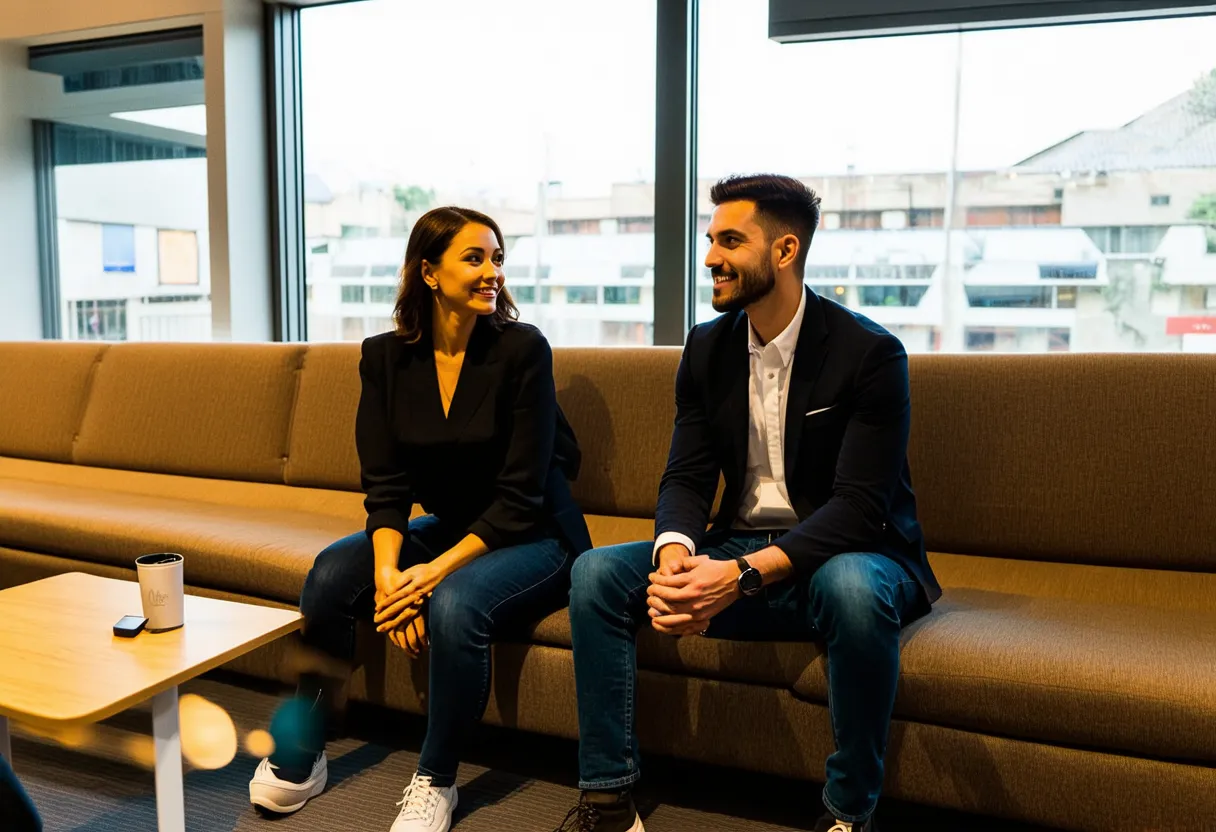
[{"x1": 393, "y1": 206, "x2": 519, "y2": 342}]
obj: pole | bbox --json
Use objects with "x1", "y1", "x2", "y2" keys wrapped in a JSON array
[{"x1": 940, "y1": 32, "x2": 966, "y2": 352}]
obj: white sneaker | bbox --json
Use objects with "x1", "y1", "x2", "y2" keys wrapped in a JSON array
[
  {"x1": 390, "y1": 773, "x2": 458, "y2": 832},
  {"x1": 248, "y1": 753, "x2": 328, "y2": 814}
]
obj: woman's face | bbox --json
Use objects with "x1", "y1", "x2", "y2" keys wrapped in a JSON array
[{"x1": 422, "y1": 222, "x2": 505, "y2": 318}]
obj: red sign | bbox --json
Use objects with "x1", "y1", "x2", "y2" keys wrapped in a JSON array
[{"x1": 1166, "y1": 316, "x2": 1216, "y2": 335}]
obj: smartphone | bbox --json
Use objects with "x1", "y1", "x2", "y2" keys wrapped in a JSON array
[{"x1": 113, "y1": 615, "x2": 148, "y2": 638}]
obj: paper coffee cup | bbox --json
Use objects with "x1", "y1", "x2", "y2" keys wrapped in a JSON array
[{"x1": 136, "y1": 553, "x2": 185, "y2": 632}]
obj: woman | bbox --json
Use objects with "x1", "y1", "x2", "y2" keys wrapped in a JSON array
[{"x1": 249, "y1": 207, "x2": 590, "y2": 832}]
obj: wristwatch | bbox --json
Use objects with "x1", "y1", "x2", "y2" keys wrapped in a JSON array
[{"x1": 735, "y1": 557, "x2": 763, "y2": 597}]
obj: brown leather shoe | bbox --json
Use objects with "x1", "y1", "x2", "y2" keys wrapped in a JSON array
[{"x1": 554, "y1": 790, "x2": 644, "y2": 832}]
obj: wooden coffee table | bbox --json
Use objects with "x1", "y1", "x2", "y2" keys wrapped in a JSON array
[{"x1": 0, "y1": 572, "x2": 302, "y2": 831}]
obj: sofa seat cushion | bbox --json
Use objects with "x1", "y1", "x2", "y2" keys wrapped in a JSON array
[
  {"x1": 791, "y1": 588, "x2": 1216, "y2": 763},
  {"x1": 0, "y1": 457, "x2": 366, "y2": 521},
  {"x1": 529, "y1": 609, "x2": 823, "y2": 690},
  {"x1": 929, "y1": 550, "x2": 1216, "y2": 614},
  {"x1": 0, "y1": 476, "x2": 358, "y2": 604}
]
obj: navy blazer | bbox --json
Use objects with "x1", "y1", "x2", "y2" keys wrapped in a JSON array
[
  {"x1": 356, "y1": 318, "x2": 592, "y2": 558},
  {"x1": 655, "y1": 287, "x2": 941, "y2": 606}
]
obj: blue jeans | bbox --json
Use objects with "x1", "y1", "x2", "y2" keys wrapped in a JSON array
[
  {"x1": 297, "y1": 515, "x2": 575, "y2": 786},
  {"x1": 568, "y1": 531, "x2": 924, "y2": 823}
]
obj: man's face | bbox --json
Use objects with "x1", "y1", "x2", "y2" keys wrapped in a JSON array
[{"x1": 704, "y1": 200, "x2": 776, "y2": 313}]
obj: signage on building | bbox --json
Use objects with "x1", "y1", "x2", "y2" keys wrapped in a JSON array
[{"x1": 1166, "y1": 317, "x2": 1216, "y2": 335}]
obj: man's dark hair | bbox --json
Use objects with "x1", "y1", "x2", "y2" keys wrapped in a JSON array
[{"x1": 710, "y1": 174, "x2": 822, "y2": 276}]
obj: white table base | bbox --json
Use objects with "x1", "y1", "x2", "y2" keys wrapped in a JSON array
[{"x1": 151, "y1": 686, "x2": 184, "y2": 832}]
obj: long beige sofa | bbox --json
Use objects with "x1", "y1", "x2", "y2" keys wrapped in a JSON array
[{"x1": 1, "y1": 340, "x2": 1214, "y2": 831}]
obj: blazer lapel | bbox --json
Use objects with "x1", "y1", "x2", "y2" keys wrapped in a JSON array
[
  {"x1": 445, "y1": 318, "x2": 494, "y2": 434},
  {"x1": 722, "y1": 312, "x2": 751, "y2": 484},
  {"x1": 783, "y1": 288, "x2": 829, "y2": 484}
]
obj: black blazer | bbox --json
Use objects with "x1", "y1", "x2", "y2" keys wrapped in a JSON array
[
  {"x1": 655, "y1": 287, "x2": 941, "y2": 606},
  {"x1": 356, "y1": 318, "x2": 592, "y2": 557}
]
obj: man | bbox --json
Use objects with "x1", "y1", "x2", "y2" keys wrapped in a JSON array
[{"x1": 554, "y1": 174, "x2": 941, "y2": 832}]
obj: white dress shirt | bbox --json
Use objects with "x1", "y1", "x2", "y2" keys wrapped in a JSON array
[{"x1": 654, "y1": 290, "x2": 806, "y2": 561}]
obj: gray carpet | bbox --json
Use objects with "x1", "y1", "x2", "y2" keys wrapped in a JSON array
[{"x1": 10, "y1": 674, "x2": 1054, "y2": 832}]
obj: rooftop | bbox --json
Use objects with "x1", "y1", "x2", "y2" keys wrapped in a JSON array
[{"x1": 1015, "y1": 91, "x2": 1216, "y2": 173}]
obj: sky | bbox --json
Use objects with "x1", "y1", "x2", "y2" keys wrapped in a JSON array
[{"x1": 298, "y1": 0, "x2": 1216, "y2": 203}]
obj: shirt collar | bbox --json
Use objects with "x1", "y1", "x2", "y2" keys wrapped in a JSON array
[{"x1": 747, "y1": 287, "x2": 807, "y2": 368}]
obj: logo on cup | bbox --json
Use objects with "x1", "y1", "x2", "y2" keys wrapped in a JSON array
[{"x1": 146, "y1": 588, "x2": 169, "y2": 608}]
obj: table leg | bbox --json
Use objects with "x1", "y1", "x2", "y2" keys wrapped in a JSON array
[
  {"x1": 151, "y1": 687, "x2": 184, "y2": 832},
  {"x1": 0, "y1": 715, "x2": 10, "y2": 761}
]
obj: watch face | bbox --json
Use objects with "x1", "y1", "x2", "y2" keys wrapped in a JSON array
[{"x1": 739, "y1": 568, "x2": 763, "y2": 595}]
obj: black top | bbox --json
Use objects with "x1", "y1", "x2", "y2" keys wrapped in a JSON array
[
  {"x1": 655, "y1": 287, "x2": 941, "y2": 606},
  {"x1": 356, "y1": 318, "x2": 591, "y2": 557}
]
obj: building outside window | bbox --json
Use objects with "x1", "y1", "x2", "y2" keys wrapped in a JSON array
[
  {"x1": 295, "y1": 0, "x2": 1215, "y2": 353},
  {"x1": 565, "y1": 286, "x2": 598, "y2": 305},
  {"x1": 368, "y1": 285, "x2": 396, "y2": 304},
  {"x1": 860, "y1": 286, "x2": 930, "y2": 307},
  {"x1": 300, "y1": 0, "x2": 656, "y2": 345},
  {"x1": 604, "y1": 286, "x2": 641, "y2": 304},
  {"x1": 548, "y1": 219, "x2": 600, "y2": 235},
  {"x1": 694, "y1": 0, "x2": 1216, "y2": 354},
  {"x1": 512, "y1": 286, "x2": 551, "y2": 304},
  {"x1": 618, "y1": 217, "x2": 655, "y2": 233},
  {"x1": 807, "y1": 266, "x2": 850, "y2": 280}
]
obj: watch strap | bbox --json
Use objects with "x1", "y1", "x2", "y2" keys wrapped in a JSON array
[{"x1": 735, "y1": 556, "x2": 761, "y2": 595}]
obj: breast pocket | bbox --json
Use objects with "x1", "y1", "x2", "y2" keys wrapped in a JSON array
[
  {"x1": 803, "y1": 404, "x2": 846, "y2": 429},
  {"x1": 799, "y1": 405, "x2": 850, "y2": 482}
]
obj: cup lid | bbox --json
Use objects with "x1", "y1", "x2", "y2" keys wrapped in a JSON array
[{"x1": 136, "y1": 552, "x2": 183, "y2": 566}]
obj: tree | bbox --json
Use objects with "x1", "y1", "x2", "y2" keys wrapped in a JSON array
[
  {"x1": 1188, "y1": 68, "x2": 1216, "y2": 122},
  {"x1": 1190, "y1": 194, "x2": 1216, "y2": 254},
  {"x1": 393, "y1": 185, "x2": 435, "y2": 212},
  {"x1": 1190, "y1": 193, "x2": 1216, "y2": 223}
]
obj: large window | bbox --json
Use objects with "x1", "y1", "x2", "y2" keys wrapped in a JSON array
[
  {"x1": 300, "y1": 0, "x2": 657, "y2": 346},
  {"x1": 39, "y1": 31, "x2": 210, "y2": 343},
  {"x1": 695, "y1": 0, "x2": 1216, "y2": 354}
]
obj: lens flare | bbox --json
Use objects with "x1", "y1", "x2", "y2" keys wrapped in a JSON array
[
  {"x1": 52, "y1": 725, "x2": 95, "y2": 749},
  {"x1": 245, "y1": 729, "x2": 275, "y2": 759},
  {"x1": 124, "y1": 734, "x2": 157, "y2": 768},
  {"x1": 179, "y1": 694, "x2": 237, "y2": 769}
]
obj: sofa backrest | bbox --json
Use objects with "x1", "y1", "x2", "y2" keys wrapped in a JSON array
[
  {"x1": 276, "y1": 343, "x2": 682, "y2": 521},
  {"x1": 0, "y1": 342, "x2": 106, "y2": 463},
  {"x1": 283, "y1": 343, "x2": 361, "y2": 491},
  {"x1": 72, "y1": 343, "x2": 307, "y2": 483},
  {"x1": 907, "y1": 353, "x2": 1216, "y2": 571},
  {"x1": 2, "y1": 341, "x2": 1213, "y2": 571},
  {"x1": 551, "y1": 348, "x2": 680, "y2": 518}
]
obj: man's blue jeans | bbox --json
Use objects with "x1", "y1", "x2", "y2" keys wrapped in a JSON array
[{"x1": 568, "y1": 531, "x2": 925, "y2": 824}]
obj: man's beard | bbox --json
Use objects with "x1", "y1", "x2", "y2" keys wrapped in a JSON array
[{"x1": 711, "y1": 259, "x2": 777, "y2": 313}]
